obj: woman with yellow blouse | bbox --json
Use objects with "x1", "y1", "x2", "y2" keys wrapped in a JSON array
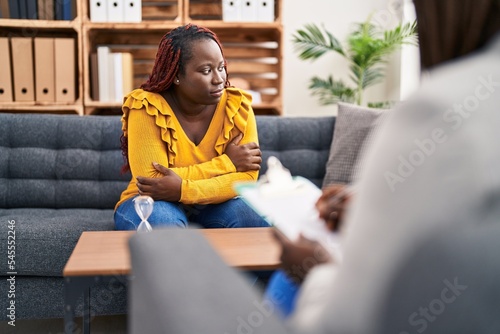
[{"x1": 114, "y1": 24, "x2": 269, "y2": 230}]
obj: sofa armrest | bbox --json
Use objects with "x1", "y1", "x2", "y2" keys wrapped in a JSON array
[{"x1": 128, "y1": 229, "x2": 288, "y2": 334}]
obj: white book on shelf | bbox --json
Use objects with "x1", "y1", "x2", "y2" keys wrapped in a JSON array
[
  {"x1": 113, "y1": 53, "x2": 124, "y2": 103},
  {"x1": 256, "y1": 0, "x2": 274, "y2": 22},
  {"x1": 222, "y1": 0, "x2": 241, "y2": 21},
  {"x1": 107, "y1": 52, "x2": 116, "y2": 102},
  {"x1": 124, "y1": 0, "x2": 141, "y2": 22},
  {"x1": 107, "y1": 0, "x2": 124, "y2": 22},
  {"x1": 90, "y1": 0, "x2": 108, "y2": 22},
  {"x1": 97, "y1": 46, "x2": 110, "y2": 102}
]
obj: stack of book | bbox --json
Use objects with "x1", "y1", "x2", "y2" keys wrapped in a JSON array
[
  {"x1": 0, "y1": 0, "x2": 75, "y2": 20},
  {"x1": 91, "y1": 46, "x2": 134, "y2": 103},
  {"x1": 0, "y1": 37, "x2": 76, "y2": 103}
]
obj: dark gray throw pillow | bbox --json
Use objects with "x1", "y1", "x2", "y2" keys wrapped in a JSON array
[{"x1": 322, "y1": 102, "x2": 387, "y2": 188}]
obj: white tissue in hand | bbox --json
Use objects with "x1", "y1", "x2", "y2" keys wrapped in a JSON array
[{"x1": 260, "y1": 156, "x2": 297, "y2": 195}]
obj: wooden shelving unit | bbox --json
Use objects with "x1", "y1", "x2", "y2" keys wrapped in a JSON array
[
  {"x1": 0, "y1": 2, "x2": 84, "y2": 115},
  {"x1": 0, "y1": 0, "x2": 283, "y2": 116}
]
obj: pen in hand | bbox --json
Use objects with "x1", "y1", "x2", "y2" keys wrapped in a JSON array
[{"x1": 316, "y1": 184, "x2": 356, "y2": 231}]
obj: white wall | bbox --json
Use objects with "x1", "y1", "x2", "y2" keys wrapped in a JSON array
[{"x1": 282, "y1": 0, "x2": 418, "y2": 116}]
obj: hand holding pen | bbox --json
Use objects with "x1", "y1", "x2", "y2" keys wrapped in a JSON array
[{"x1": 315, "y1": 184, "x2": 355, "y2": 231}]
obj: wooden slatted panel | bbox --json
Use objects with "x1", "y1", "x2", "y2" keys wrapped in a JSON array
[
  {"x1": 134, "y1": 62, "x2": 156, "y2": 76},
  {"x1": 142, "y1": 0, "x2": 180, "y2": 21},
  {"x1": 213, "y1": 27, "x2": 281, "y2": 105},
  {"x1": 189, "y1": 1, "x2": 222, "y2": 20},
  {"x1": 224, "y1": 47, "x2": 277, "y2": 58},
  {"x1": 91, "y1": 30, "x2": 166, "y2": 44},
  {"x1": 227, "y1": 61, "x2": 277, "y2": 74},
  {"x1": 109, "y1": 47, "x2": 158, "y2": 60}
]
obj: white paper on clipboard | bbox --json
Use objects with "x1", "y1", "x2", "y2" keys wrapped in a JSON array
[{"x1": 234, "y1": 157, "x2": 342, "y2": 258}]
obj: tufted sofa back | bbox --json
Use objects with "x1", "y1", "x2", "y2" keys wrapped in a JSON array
[
  {"x1": 0, "y1": 114, "x2": 334, "y2": 209},
  {"x1": 257, "y1": 116, "x2": 335, "y2": 186},
  {"x1": 0, "y1": 114, "x2": 130, "y2": 209}
]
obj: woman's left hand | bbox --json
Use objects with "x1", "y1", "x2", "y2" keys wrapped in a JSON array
[{"x1": 136, "y1": 162, "x2": 182, "y2": 202}]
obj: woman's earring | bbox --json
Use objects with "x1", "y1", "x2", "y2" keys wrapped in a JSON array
[{"x1": 175, "y1": 79, "x2": 180, "y2": 84}]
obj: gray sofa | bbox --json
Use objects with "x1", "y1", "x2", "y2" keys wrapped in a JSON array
[{"x1": 0, "y1": 112, "x2": 335, "y2": 320}]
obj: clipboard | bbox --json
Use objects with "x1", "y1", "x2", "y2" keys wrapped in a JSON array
[
  {"x1": 234, "y1": 157, "x2": 342, "y2": 258},
  {"x1": 235, "y1": 176, "x2": 322, "y2": 240}
]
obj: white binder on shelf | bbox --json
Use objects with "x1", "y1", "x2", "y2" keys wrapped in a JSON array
[
  {"x1": 0, "y1": 37, "x2": 13, "y2": 102},
  {"x1": 222, "y1": 0, "x2": 241, "y2": 22},
  {"x1": 34, "y1": 37, "x2": 55, "y2": 102},
  {"x1": 234, "y1": 157, "x2": 342, "y2": 258},
  {"x1": 90, "y1": 0, "x2": 107, "y2": 22},
  {"x1": 107, "y1": 0, "x2": 124, "y2": 22},
  {"x1": 256, "y1": 0, "x2": 274, "y2": 22},
  {"x1": 124, "y1": 0, "x2": 141, "y2": 22},
  {"x1": 240, "y1": 0, "x2": 257, "y2": 22}
]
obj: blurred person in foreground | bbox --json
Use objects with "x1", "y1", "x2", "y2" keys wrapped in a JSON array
[{"x1": 277, "y1": 0, "x2": 500, "y2": 332}]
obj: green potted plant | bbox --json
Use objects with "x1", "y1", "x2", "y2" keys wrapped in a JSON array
[{"x1": 292, "y1": 16, "x2": 418, "y2": 108}]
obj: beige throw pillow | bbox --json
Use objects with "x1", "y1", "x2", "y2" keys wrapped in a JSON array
[{"x1": 322, "y1": 102, "x2": 387, "y2": 188}]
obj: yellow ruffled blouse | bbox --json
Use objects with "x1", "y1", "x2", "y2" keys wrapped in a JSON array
[{"x1": 115, "y1": 87, "x2": 259, "y2": 209}]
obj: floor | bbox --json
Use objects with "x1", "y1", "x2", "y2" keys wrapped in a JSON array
[{"x1": 0, "y1": 314, "x2": 127, "y2": 334}]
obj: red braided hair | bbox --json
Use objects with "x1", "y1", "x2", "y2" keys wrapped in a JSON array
[{"x1": 120, "y1": 24, "x2": 230, "y2": 173}]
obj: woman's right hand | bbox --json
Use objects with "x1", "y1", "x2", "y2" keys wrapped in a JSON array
[
  {"x1": 136, "y1": 163, "x2": 182, "y2": 202},
  {"x1": 225, "y1": 133, "x2": 262, "y2": 172}
]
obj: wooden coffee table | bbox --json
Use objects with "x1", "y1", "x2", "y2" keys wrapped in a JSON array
[{"x1": 63, "y1": 228, "x2": 280, "y2": 334}]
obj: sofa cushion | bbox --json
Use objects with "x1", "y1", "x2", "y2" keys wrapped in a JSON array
[
  {"x1": 0, "y1": 208, "x2": 115, "y2": 276},
  {"x1": 322, "y1": 103, "x2": 386, "y2": 188}
]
